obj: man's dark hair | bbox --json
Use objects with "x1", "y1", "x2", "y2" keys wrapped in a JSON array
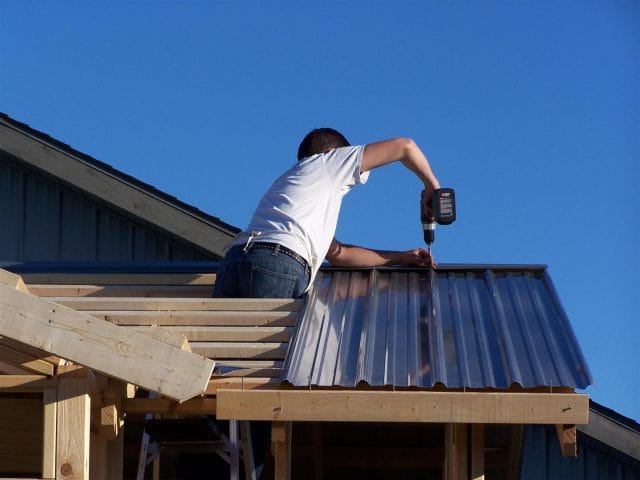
[{"x1": 297, "y1": 128, "x2": 350, "y2": 160}]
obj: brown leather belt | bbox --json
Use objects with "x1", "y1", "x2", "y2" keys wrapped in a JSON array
[{"x1": 249, "y1": 242, "x2": 310, "y2": 273}]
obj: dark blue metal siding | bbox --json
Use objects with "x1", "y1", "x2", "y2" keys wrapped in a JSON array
[
  {"x1": 520, "y1": 425, "x2": 640, "y2": 480},
  {"x1": 284, "y1": 267, "x2": 593, "y2": 389},
  {"x1": 0, "y1": 154, "x2": 210, "y2": 262},
  {"x1": 0, "y1": 158, "x2": 24, "y2": 259}
]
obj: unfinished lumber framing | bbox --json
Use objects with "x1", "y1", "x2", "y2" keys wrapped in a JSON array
[
  {"x1": 506, "y1": 425, "x2": 524, "y2": 480},
  {"x1": 43, "y1": 388, "x2": 58, "y2": 479},
  {"x1": 44, "y1": 297, "x2": 301, "y2": 312},
  {"x1": 0, "y1": 343, "x2": 55, "y2": 375},
  {"x1": 0, "y1": 284, "x2": 214, "y2": 401},
  {"x1": 56, "y1": 369, "x2": 91, "y2": 480},
  {"x1": 445, "y1": 423, "x2": 468, "y2": 480},
  {"x1": 217, "y1": 390, "x2": 590, "y2": 424},
  {"x1": 0, "y1": 268, "x2": 29, "y2": 292},
  {"x1": 471, "y1": 424, "x2": 485, "y2": 480},
  {"x1": 122, "y1": 397, "x2": 217, "y2": 415},
  {"x1": 272, "y1": 421, "x2": 292, "y2": 480},
  {"x1": 555, "y1": 424, "x2": 577, "y2": 457}
]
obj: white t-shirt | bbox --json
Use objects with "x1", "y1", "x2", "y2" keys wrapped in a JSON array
[{"x1": 233, "y1": 145, "x2": 369, "y2": 286}]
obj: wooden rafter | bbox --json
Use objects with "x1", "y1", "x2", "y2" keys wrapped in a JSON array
[{"x1": 0, "y1": 283, "x2": 214, "y2": 401}]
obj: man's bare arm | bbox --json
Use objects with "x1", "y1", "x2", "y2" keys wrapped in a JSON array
[
  {"x1": 326, "y1": 238, "x2": 435, "y2": 268},
  {"x1": 361, "y1": 138, "x2": 441, "y2": 192}
]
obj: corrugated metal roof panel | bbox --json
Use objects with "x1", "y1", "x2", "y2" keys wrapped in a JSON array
[{"x1": 284, "y1": 266, "x2": 593, "y2": 390}]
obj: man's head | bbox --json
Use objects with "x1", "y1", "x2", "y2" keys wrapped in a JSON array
[{"x1": 297, "y1": 128, "x2": 350, "y2": 161}]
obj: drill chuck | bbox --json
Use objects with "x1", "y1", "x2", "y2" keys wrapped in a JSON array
[{"x1": 422, "y1": 221, "x2": 436, "y2": 245}]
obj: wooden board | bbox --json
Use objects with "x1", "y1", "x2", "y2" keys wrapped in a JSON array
[
  {"x1": 0, "y1": 268, "x2": 29, "y2": 293},
  {"x1": 0, "y1": 343, "x2": 55, "y2": 375},
  {"x1": 27, "y1": 284, "x2": 214, "y2": 298},
  {"x1": 23, "y1": 273, "x2": 216, "y2": 286},
  {"x1": 0, "y1": 284, "x2": 214, "y2": 401},
  {"x1": 95, "y1": 311, "x2": 298, "y2": 327},
  {"x1": 216, "y1": 390, "x2": 590, "y2": 424},
  {"x1": 122, "y1": 397, "x2": 217, "y2": 415},
  {"x1": 45, "y1": 297, "x2": 302, "y2": 312},
  {"x1": 56, "y1": 373, "x2": 90, "y2": 480},
  {"x1": 132, "y1": 326, "x2": 293, "y2": 342},
  {"x1": 191, "y1": 342, "x2": 288, "y2": 360}
]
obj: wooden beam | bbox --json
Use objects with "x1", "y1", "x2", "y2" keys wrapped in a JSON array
[
  {"x1": 0, "y1": 336, "x2": 64, "y2": 368},
  {"x1": 133, "y1": 325, "x2": 293, "y2": 343},
  {"x1": 272, "y1": 421, "x2": 291, "y2": 480},
  {"x1": 0, "y1": 375, "x2": 55, "y2": 390},
  {"x1": 122, "y1": 397, "x2": 217, "y2": 415},
  {"x1": 27, "y1": 284, "x2": 214, "y2": 298},
  {"x1": 98, "y1": 379, "x2": 128, "y2": 440},
  {"x1": 555, "y1": 424, "x2": 577, "y2": 457},
  {"x1": 0, "y1": 284, "x2": 214, "y2": 401},
  {"x1": 134, "y1": 327, "x2": 191, "y2": 352},
  {"x1": 216, "y1": 390, "x2": 590, "y2": 424},
  {"x1": 0, "y1": 343, "x2": 55, "y2": 375},
  {"x1": 92, "y1": 310, "x2": 298, "y2": 327},
  {"x1": 56, "y1": 370, "x2": 91, "y2": 480},
  {"x1": 23, "y1": 273, "x2": 216, "y2": 287},
  {"x1": 206, "y1": 377, "x2": 281, "y2": 393},
  {"x1": 44, "y1": 297, "x2": 302, "y2": 312},
  {"x1": 191, "y1": 342, "x2": 288, "y2": 360},
  {"x1": 0, "y1": 268, "x2": 29, "y2": 292}
]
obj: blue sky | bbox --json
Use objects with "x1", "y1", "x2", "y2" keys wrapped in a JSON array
[{"x1": 1, "y1": 1, "x2": 638, "y2": 420}]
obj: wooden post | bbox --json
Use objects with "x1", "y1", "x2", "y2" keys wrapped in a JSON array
[
  {"x1": 506, "y1": 425, "x2": 524, "y2": 480},
  {"x1": 312, "y1": 423, "x2": 324, "y2": 480},
  {"x1": 106, "y1": 432, "x2": 124, "y2": 480},
  {"x1": 43, "y1": 387, "x2": 58, "y2": 479},
  {"x1": 56, "y1": 369, "x2": 91, "y2": 480},
  {"x1": 471, "y1": 424, "x2": 485, "y2": 480},
  {"x1": 272, "y1": 421, "x2": 292, "y2": 480},
  {"x1": 444, "y1": 424, "x2": 468, "y2": 480},
  {"x1": 89, "y1": 434, "x2": 108, "y2": 480}
]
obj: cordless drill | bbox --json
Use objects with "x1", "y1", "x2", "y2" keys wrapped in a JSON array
[{"x1": 421, "y1": 188, "x2": 456, "y2": 257}]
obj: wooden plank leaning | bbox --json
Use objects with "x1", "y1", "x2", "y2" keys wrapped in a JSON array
[{"x1": 0, "y1": 283, "x2": 214, "y2": 402}]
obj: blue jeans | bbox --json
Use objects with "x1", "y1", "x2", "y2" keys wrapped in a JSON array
[{"x1": 213, "y1": 244, "x2": 310, "y2": 298}]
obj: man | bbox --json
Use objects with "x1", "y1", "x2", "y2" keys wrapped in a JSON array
[{"x1": 214, "y1": 128, "x2": 440, "y2": 299}]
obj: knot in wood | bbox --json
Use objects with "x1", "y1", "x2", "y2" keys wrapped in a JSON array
[{"x1": 60, "y1": 463, "x2": 73, "y2": 476}]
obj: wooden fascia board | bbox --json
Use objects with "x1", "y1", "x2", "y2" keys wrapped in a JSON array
[
  {"x1": 216, "y1": 390, "x2": 590, "y2": 424},
  {"x1": 0, "y1": 118, "x2": 235, "y2": 257},
  {"x1": 0, "y1": 283, "x2": 214, "y2": 401}
]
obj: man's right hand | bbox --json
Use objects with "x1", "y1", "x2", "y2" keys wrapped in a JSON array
[{"x1": 421, "y1": 188, "x2": 435, "y2": 222}]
